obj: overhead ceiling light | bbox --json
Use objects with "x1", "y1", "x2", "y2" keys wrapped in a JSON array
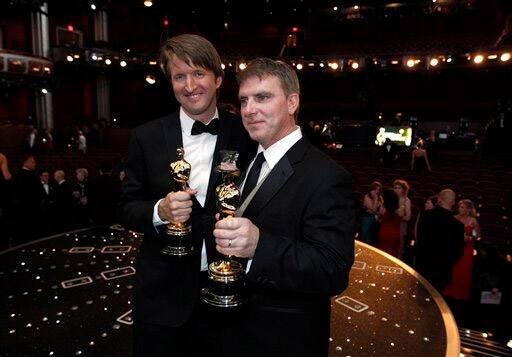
[
  {"x1": 90, "y1": 3, "x2": 96, "y2": 10},
  {"x1": 333, "y1": 6, "x2": 338, "y2": 11},
  {"x1": 406, "y1": 59, "x2": 415, "y2": 67},
  {"x1": 473, "y1": 55, "x2": 484, "y2": 64},
  {"x1": 91, "y1": 54, "x2": 98, "y2": 60},
  {"x1": 120, "y1": 60, "x2": 127, "y2": 67},
  {"x1": 221, "y1": 63, "x2": 226, "y2": 70},
  {"x1": 239, "y1": 62, "x2": 247, "y2": 70},
  {"x1": 143, "y1": 1, "x2": 153, "y2": 7},
  {"x1": 41, "y1": 88, "x2": 48, "y2": 94},
  {"x1": 354, "y1": 5, "x2": 359, "y2": 10},
  {"x1": 105, "y1": 58, "x2": 112, "y2": 65},
  {"x1": 296, "y1": 63, "x2": 303, "y2": 70},
  {"x1": 429, "y1": 58, "x2": 439, "y2": 67},
  {"x1": 145, "y1": 75, "x2": 156, "y2": 84},
  {"x1": 66, "y1": 55, "x2": 74, "y2": 62},
  {"x1": 351, "y1": 62, "x2": 359, "y2": 70},
  {"x1": 487, "y1": 54, "x2": 497, "y2": 60},
  {"x1": 500, "y1": 52, "x2": 511, "y2": 62}
]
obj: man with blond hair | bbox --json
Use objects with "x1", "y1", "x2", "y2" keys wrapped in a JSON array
[{"x1": 119, "y1": 34, "x2": 255, "y2": 356}]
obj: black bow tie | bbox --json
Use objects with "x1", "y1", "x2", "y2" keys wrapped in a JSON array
[{"x1": 191, "y1": 119, "x2": 219, "y2": 135}]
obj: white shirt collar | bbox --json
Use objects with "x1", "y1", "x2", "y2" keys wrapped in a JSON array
[
  {"x1": 180, "y1": 107, "x2": 219, "y2": 136},
  {"x1": 257, "y1": 126, "x2": 302, "y2": 170}
]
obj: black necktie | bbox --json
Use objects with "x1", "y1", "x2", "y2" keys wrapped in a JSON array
[
  {"x1": 241, "y1": 152, "x2": 266, "y2": 203},
  {"x1": 191, "y1": 118, "x2": 219, "y2": 135}
]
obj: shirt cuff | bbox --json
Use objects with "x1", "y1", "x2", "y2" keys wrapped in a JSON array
[{"x1": 153, "y1": 199, "x2": 169, "y2": 227}]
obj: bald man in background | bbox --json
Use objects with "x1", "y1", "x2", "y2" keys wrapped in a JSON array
[{"x1": 416, "y1": 189, "x2": 465, "y2": 291}]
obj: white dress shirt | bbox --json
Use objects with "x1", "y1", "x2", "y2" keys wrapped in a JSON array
[
  {"x1": 241, "y1": 126, "x2": 303, "y2": 270},
  {"x1": 153, "y1": 107, "x2": 219, "y2": 271}
]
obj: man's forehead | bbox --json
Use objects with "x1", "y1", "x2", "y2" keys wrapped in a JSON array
[{"x1": 240, "y1": 75, "x2": 281, "y2": 92}]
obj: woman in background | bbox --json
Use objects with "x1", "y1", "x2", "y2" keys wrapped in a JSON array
[
  {"x1": 361, "y1": 181, "x2": 384, "y2": 245},
  {"x1": 377, "y1": 189, "x2": 402, "y2": 258},
  {"x1": 444, "y1": 199, "x2": 480, "y2": 301},
  {"x1": 393, "y1": 179, "x2": 412, "y2": 259}
]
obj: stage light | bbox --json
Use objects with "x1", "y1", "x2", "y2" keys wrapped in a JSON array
[
  {"x1": 66, "y1": 55, "x2": 74, "y2": 62},
  {"x1": 507, "y1": 340, "x2": 512, "y2": 348},
  {"x1": 351, "y1": 61, "x2": 359, "y2": 70},
  {"x1": 143, "y1": 0, "x2": 153, "y2": 7},
  {"x1": 126, "y1": 48, "x2": 131, "y2": 53},
  {"x1": 221, "y1": 63, "x2": 226, "y2": 70},
  {"x1": 90, "y1": 3, "x2": 96, "y2": 10},
  {"x1": 163, "y1": 18, "x2": 169, "y2": 27},
  {"x1": 328, "y1": 62, "x2": 339, "y2": 70},
  {"x1": 239, "y1": 62, "x2": 247, "y2": 70},
  {"x1": 91, "y1": 54, "x2": 98, "y2": 60},
  {"x1": 487, "y1": 54, "x2": 497, "y2": 60},
  {"x1": 41, "y1": 88, "x2": 48, "y2": 94},
  {"x1": 148, "y1": 60, "x2": 157, "y2": 65},
  {"x1": 406, "y1": 59, "x2": 415, "y2": 68},
  {"x1": 447, "y1": 57, "x2": 452, "y2": 63},
  {"x1": 308, "y1": 62, "x2": 315, "y2": 67},
  {"x1": 145, "y1": 75, "x2": 156, "y2": 84},
  {"x1": 292, "y1": 26, "x2": 300, "y2": 33},
  {"x1": 67, "y1": 25, "x2": 74, "y2": 32},
  {"x1": 296, "y1": 63, "x2": 303, "y2": 70},
  {"x1": 224, "y1": 22, "x2": 229, "y2": 30},
  {"x1": 500, "y1": 52, "x2": 511, "y2": 62},
  {"x1": 391, "y1": 60, "x2": 399, "y2": 65},
  {"x1": 319, "y1": 62, "x2": 325, "y2": 68},
  {"x1": 120, "y1": 60, "x2": 127, "y2": 67},
  {"x1": 333, "y1": 6, "x2": 338, "y2": 11},
  {"x1": 105, "y1": 58, "x2": 112, "y2": 65},
  {"x1": 473, "y1": 55, "x2": 484, "y2": 64},
  {"x1": 354, "y1": 5, "x2": 359, "y2": 10},
  {"x1": 430, "y1": 58, "x2": 439, "y2": 67}
]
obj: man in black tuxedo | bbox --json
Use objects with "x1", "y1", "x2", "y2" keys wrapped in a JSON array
[
  {"x1": 38, "y1": 171, "x2": 55, "y2": 236},
  {"x1": 380, "y1": 138, "x2": 398, "y2": 166},
  {"x1": 13, "y1": 155, "x2": 41, "y2": 242},
  {"x1": 119, "y1": 34, "x2": 255, "y2": 356},
  {"x1": 53, "y1": 170, "x2": 73, "y2": 233},
  {"x1": 416, "y1": 188, "x2": 465, "y2": 292},
  {"x1": 214, "y1": 58, "x2": 354, "y2": 357}
]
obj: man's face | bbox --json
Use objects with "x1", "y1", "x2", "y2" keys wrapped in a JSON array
[
  {"x1": 167, "y1": 54, "x2": 222, "y2": 123},
  {"x1": 239, "y1": 75, "x2": 298, "y2": 149},
  {"x1": 24, "y1": 157, "x2": 36, "y2": 170},
  {"x1": 40, "y1": 172, "x2": 49, "y2": 184}
]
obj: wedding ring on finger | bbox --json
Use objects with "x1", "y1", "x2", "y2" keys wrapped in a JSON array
[{"x1": 228, "y1": 239, "x2": 232, "y2": 248}]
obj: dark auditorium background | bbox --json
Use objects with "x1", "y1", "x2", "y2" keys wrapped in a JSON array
[{"x1": 1, "y1": 0, "x2": 511, "y2": 356}]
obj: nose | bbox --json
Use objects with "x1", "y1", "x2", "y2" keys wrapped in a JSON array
[
  {"x1": 242, "y1": 98, "x2": 257, "y2": 116},
  {"x1": 185, "y1": 75, "x2": 196, "y2": 92}
]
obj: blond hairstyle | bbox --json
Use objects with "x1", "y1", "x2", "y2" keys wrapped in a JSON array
[
  {"x1": 393, "y1": 179, "x2": 410, "y2": 196},
  {"x1": 159, "y1": 34, "x2": 223, "y2": 80}
]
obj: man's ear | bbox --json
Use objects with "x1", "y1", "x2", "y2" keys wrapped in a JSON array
[
  {"x1": 287, "y1": 93, "x2": 299, "y2": 116},
  {"x1": 215, "y1": 75, "x2": 223, "y2": 89}
]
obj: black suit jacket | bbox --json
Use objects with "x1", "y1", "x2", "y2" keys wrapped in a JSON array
[
  {"x1": 228, "y1": 138, "x2": 354, "y2": 357},
  {"x1": 119, "y1": 109, "x2": 255, "y2": 327},
  {"x1": 416, "y1": 206, "x2": 465, "y2": 292}
]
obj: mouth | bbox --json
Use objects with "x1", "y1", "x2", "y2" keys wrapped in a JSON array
[{"x1": 185, "y1": 93, "x2": 202, "y2": 101}]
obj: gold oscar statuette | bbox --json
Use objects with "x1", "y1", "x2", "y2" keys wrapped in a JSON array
[
  {"x1": 202, "y1": 150, "x2": 246, "y2": 308},
  {"x1": 161, "y1": 147, "x2": 193, "y2": 257}
]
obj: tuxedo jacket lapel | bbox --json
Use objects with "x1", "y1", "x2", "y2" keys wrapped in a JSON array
[
  {"x1": 243, "y1": 138, "x2": 308, "y2": 219},
  {"x1": 160, "y1": 111, "x2": 183, "y2": 166},
  {"x1": 204, "y1": 112, "x2": 234, "y2": 208}
]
